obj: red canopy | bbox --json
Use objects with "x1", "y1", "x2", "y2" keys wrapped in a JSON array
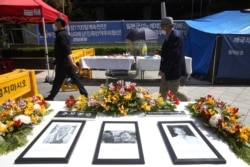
[
  {"x1": 0, "y1": 0, "x2": 68, "y2": 23},
  {"x1": 0, "y1": 0, "x2": 69, "y2": 81}
]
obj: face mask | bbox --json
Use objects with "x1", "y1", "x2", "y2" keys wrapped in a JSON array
[
  {"x1": 161, "y1": 30, "x2": 166, "y2": 35},
  {"x1": 52, "y1": 24, "x2": 57, "y2": 31}
]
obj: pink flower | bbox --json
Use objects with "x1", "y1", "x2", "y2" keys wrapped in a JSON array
[{"x1": 119, "y1": 87, "x2": 126, "y2": 96}]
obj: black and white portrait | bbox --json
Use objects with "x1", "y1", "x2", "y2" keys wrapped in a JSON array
[
  {"x1": 167, "y1": 125, "x2": 199, "y2": 145},
  {"x1": 102, "y1": 130, "x2": 137, "y2": 144},
  {"x1": 43, "y1": 124, "x2": 76, "y2": 144}
]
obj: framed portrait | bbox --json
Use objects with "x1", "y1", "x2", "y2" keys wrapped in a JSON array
[
  {"x1": 158, "y1": 121, "x2": 226, "y2": 165},
  {"x1": 15, "y1": 120, "x2": 86, "y2": 164},
  {"x1": 93, "y1": 121, "x2": 144, "y2": 164}
]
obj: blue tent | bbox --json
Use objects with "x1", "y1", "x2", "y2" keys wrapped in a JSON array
[{"x1": 184, "y1": 11, "x2": 250, "y2": 84}]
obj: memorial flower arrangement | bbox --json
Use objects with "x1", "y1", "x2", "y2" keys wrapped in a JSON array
[
  {"x1": 65, "y1": 80, "x2": 180, "y2": 115},
  {"x1": 186, "y1": 94, "x2": 250, "y2": 164},
  {"x1": 0, "y1": 94, "x2": 52, "y2": 155}
]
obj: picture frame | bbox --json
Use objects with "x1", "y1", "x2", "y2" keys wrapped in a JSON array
[
  {"x1": 93, "y1": 121, "x2": 144, "y2": 164},
  {"x1": 158, "y1": 121, "x2": 226, "y2": 165},
  {"x1": 15, "y1": 120, "x2": 86, "y2": 164}
]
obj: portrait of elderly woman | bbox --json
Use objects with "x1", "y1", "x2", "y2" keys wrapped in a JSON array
[{"x1": 167, "y1": 125, "x2": 199, "y2": 145}]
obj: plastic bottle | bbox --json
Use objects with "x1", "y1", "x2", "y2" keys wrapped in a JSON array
[{"x1": 142, "y1": 43, "x2": 147, "y2": 56}]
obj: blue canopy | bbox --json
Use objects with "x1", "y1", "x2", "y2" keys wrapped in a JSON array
[
  {"x1": 184, "y1": 11, "x2": 250, "y2": 77},
  {"x1": 185, "y1": 11, "x2": 250, "y2": 34}
]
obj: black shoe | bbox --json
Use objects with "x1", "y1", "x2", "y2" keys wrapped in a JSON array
[{"x1": 44, "y1": 97, "x2": 53, "y2": 101}]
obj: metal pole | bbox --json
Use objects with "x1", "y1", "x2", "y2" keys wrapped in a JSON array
[
  {"x1": 42, "y1": 17, "x2": 50, "y2": 82},
  {"x1": 200, "y1": 0, "x2": 203, "y2": 17},
  {"x1": 191, "y1": 0, "x2": 194, "y2": 19},
  {"x1": 62, "y1": 0, "x2": 65, "y2": 14},
  {"x1": 208, "y1": 0, "x2": 211, "y2": 14},
  {"x1": 161, "y1": 2, "x2": 167, "y2": 18},
  {"x1": 211, "y1": 36, "x2": 219, "y2": 85}
]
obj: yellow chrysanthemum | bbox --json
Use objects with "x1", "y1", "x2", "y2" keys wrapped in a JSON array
[
  {"x1": 104, "y1": 105, "x2": 111, "y2": 111},
  {"x1": 99, "y1": 88, "x2": 105, "y2": 95},
  {"x1": 15, "y1": 107, "x2": 22, "y2": 113},
  {"x1": 6, "y1": 121, "x2": 14, "y2": 128},
  {"x1": 240, "y1": 133, "x2": 249, "y2": 143},
  {"x1": 157, "y1": 96, "x2": 164, "y2": 105},
  {"x1": 145, "y1": 104, "x2": 151, "y2": 111},
  {"x1": 141, "y1": 101, "x2": 147, "y2": 108},
  {"x1": 31, "y1": 115, "x2": 39, "y2": 124},
  {"x1": 239, "y1": 127, "x2": 250, "y2": 142},
  {"x1": 0, "y1": 123, "x2": 7, "y2": 133},
  {"x1": 77, "y1": 95, "x2": 87, "y2": 102},
  {"x1": 118, "y1": 105, "x2": 126, "y2": 115},
  {"x1": 26, "y1": 102, "x2": 34, "y2": 109},
  {"x1": 207, "y1": 97, "x2": 215, "y2": 105},
  {"x1": 124, "y1": 93, "x2": 132, "y2": 101},
  {"x1": 111, "y1": 95, "x2": 119, "y2": 103},
  {"x1": 228, "y1": 127, "x2": 237, "y2": 134},
  {"x1": 24, "y1": 108, "x2": 33, "y2": 115},
  {"x1": 74, "y1": 102, "x2": 81, "y2": 110},
  {"x1": 144, "y1": 94, "x2": 151, "y2": 99},
  {"x1": 221, "y1": 122, "x2": 228, "y2": 129},
  {"x1": 39, "y1": 106, "x2": 46, "y2": 115},
  {"x1": 229, "y1": 116, "x2": 238, "y2": 124},
  {"x1": 104, "y1": 96, "x2": 111, "y2": 103},
  {"x1": 208, "y1": 109, "x2": 215, "y2": 115}
]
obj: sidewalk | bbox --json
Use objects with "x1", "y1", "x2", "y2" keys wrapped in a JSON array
[{"x1": 36, "y1": 69, "x2": 250, "y2": 125}]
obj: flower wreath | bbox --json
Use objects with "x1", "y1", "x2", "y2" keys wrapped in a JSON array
[
  {"x1": 0, "y1": 94, "x2": 52, "y2": 155},
  {"x1": 186, "y1": 94, "x2": 250, "y2": 165},
  {"x1": 65, "y1": 80, "x2": 180, "y2": 115}
]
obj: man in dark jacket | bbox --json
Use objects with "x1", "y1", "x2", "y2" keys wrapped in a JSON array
[
  {"x1": 45, "y1": 17, "x2": 88, "y2": 101},
  {"x1": 158, "y1": 17, "x2": 189, "y2": 101}
]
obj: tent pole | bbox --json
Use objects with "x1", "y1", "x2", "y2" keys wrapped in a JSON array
[
  {"x1": 42, "y1": 17, "x2": 50, "y2": 82},
  {"x1": 212, "y1": 36, "x2": 219, "y2": 85}
]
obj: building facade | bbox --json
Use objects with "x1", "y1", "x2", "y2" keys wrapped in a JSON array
[{"x1": 73, "y1": 0, "x2": 210, "y2": 20}]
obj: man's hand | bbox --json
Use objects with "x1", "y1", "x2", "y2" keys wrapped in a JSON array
[
  {"x1": 156, "y1": 49, "x2": 161, "y2": 55},
  {"x1": 72, "y1": 63, "x2": 79, "y2": 72},
  {"x1": 158, "y1": 71, "x2": 165, "y2": 77}
]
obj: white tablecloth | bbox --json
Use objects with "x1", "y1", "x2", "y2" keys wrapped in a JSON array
[
  {"x1": 136, "y1": 56, "x2": 192, "y2": 80},
  {"x1": 1, "y1": 101, "x2": 248, "y2": 167},
  {"x1": 80, "y1": 56, "x2": 135, "y2": 70}
]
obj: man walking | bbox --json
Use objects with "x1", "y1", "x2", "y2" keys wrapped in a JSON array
[
  {"x1": 158, "y1": 17, "x2": 189, "y2": 101},
  {"x1": 45, "y1": 17, "x2": 88, "y2": 101}
]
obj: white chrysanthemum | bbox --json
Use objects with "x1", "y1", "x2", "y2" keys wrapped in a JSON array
[
  {"x1": 209, "y1": 113, "x2": 222, "y2": 127},
  {"x1": 33, "y1": 103, "x2": 41, "y2": 111},
  {"x1": 136, "y1": 92, "x2": 144, "y2": 99},
  {"x1": 14, "y1": 115, "x2": 31, "y2": 124}
]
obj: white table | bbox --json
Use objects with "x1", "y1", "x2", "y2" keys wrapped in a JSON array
[
  {"x1": 136, "y1": 56, "x2": 192, "y2": 80},
  {"x1": 1, "y1": 101, "x2": 248, "y2": 167},
  {"x1": 80, "y1": 55, "x2": 135, "y2": 70},
  {"x1": 80, "y1": 55, "x2": 135, "y2": 82}
]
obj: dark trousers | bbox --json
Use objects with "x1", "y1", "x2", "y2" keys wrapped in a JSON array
[{"x1": 46, "y1": 66, "x2": 88, "y2": 100}]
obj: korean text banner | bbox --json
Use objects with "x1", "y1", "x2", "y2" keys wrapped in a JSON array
[
  {"x1": 37, "y1": 20, "x2": 188, "y2": 44},
  {"x1": 216, "y1": 34, "x2": 250, "y2": 79}
]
